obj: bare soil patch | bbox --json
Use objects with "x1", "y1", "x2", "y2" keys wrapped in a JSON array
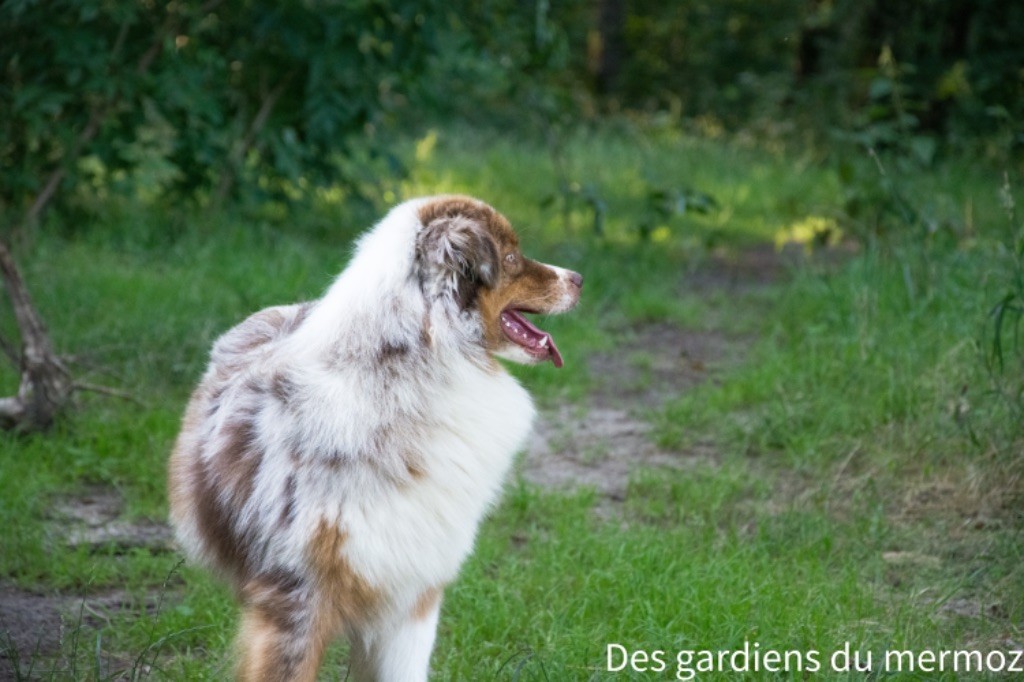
[
  {"x1": 587, "y1": 324, "x2": 734, "y2": 410},
  {"x1": 0, "y1": 583, "x2": 169, "y2": 681},
  {"x1": 1, "y1": 486, "x2": 175, "y2": 679},
  {"x1": 52, "y1": 485, "x2": 173, "y2": 554},
  {"x1": 686, "y1": 243, "x2": 855, "y2": 293},
  {"x1": 521, "y1": 321, "x2": 732, "y2": 506},
  {"x1": 522, "y1": 404, "x2": 721, "y2": 500},
  {"x1": 1, "y1": 584, "x2": 67, "y2": 678}
]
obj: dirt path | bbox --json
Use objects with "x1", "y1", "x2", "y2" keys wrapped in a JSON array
[
  {"x1": 1, "y1": 488, "x2": 174, "y2": 680},
  {"x1": 520, "y1": 246, "x2": 795, "y2": 506},
  {"x1": 521, "y1": 323, "x2": 733, "y2": 505}
]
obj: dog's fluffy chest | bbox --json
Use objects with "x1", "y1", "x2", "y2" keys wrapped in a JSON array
[{"x1": 277, "y1": 362, "x2": 536, "y2": 593}]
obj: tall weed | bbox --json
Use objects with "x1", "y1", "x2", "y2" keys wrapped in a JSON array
[{"x1": 985, "y1": 173, "x2": 1024, "y2": 441}]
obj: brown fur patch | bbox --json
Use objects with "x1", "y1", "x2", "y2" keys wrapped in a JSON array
[
  {"x1": 243, "y1": 376, "x2": 268, "y2": 397},
  {"x1": 215, "y1": 416, "x2": 263, "y2": 509},
  {"x1": 378, "y1": 340, "x2": 411, "y2": 360},
  {"x1": 236, "y1": 582, "x2": 326, "y2": 682},
  {"x1": 417, "y1": 195, "x2": 569, "y2": 353},
  {"x1": 234, "y1": 561, "x2": 337, "y2": 682},
  {"x1": 186, "y1": 411, "x2": 265, "y2": 578},
  {"x1": 233, "y1": 309, "x2": 286, "y2": 356},
  {"x1": 404, "y1": 454, "x2": 427, "y2": 480},
  {"x1": 418, "y1": 196, "x2": 519, "y2": 250},
  {"x1": 270, "y1": 371, "x2": 297, "y2": 406},
  {"x1": 242, "y1": 569, "x2": 307, "y2": 635},
  {"x1": 477, "y1": 256, "x2": 563, "y2": 353},
  {"x1": 191, "y1": 456, "x2": 252, "y2": 577},
  {"x1": 420, "y1": 311, "x2": 433, "y2": 347},
  {"x1": 168, "y1": 391, "x2": 207, "y2": 518},
  {"x1": 279, "y1": 474, "x2": 297, "y2": 528},
  {"x1": 417, "y1": 196, "x2": 514, "y2": 309},
  {"x1": 307, "y1": 518, "x2": 381, "y2": 627},
  {"x1": 411, "y1": 586, "x2": 442, "y2": 620},
  {"x1": 216, "y1": 303, "x2": 311, "y2": 375}
]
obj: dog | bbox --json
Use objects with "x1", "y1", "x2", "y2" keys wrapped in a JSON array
[{"x1": 168, "y1": 195, "x2": 582, "y2": 681}]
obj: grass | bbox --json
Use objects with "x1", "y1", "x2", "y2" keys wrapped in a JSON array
[{"x1": 0, "y1": 124, "x2": 1021, "y2": 680}]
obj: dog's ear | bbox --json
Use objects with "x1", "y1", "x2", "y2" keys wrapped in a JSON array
[{"x1": 417, "y1": 213, "x2": 499, "y2": 309}]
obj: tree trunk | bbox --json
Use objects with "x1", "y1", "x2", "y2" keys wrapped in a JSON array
[
  {"x1": 214, "y1": 72, "x2": 295, "y2": 206},
  {"x1": 0, "y1": 239, "x2": 72, "y2": 430}
]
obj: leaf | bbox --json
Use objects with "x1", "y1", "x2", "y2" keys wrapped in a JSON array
[
  {"x1": 989, "y1": 292, "x2": 1022, "y2": 372},
  {"x1": 683, "y1": 188, "x2": 719, "y2": 214},
  {"x1": 838, "y1": 160, "x2": 855, "y2": 185},
  {"x1": 868, "y1": 77, "x2": 893, "y2": 100},
  {"x1": 907, "y1": 135, "x2": 936, "y2": 166}
]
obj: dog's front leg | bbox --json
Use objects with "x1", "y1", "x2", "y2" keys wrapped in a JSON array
[{"x1": 348, "y1": 589, "x2": 443, "y2": 682}]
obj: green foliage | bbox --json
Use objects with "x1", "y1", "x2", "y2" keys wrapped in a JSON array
[
  {"x1": 3, "y1": 0, "x2": 1020, "y2": 232},
  {"x1": 436, "y1": 0, "x2": 1024, "y2": 157},
  {"x1": 0, "y1": 0, "x2": 444, "y2": 220},
  {"x1": 637, "y1": 186, "x2": 719, "y2": 242},
  {"x1": 617, "y1": 0, "x2": 804, "y2": 122},
  {"x1": 426, "y1": 0, "x2": 592, "y2": 127}
]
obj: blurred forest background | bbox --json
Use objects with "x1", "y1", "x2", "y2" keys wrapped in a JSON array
[
  {"x1": 4, "y1": 0, "x2": 1021, "y2": 216},
  {"x1": 2, "y1": 0, "x2": 1022, "y2": 429}
]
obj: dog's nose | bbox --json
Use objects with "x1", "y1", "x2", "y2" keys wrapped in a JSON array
[{"x1": 568, "y1": 271, "x2": 583, "y2": 289}]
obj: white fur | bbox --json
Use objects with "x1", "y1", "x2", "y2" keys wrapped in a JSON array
[{"x1": 350, "y1": 600, "x2": 441, "y2": 682}]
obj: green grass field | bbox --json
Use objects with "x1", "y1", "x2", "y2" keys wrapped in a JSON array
[{"x1": 1, "y1": 125, "x2": 1021, "y2": 680}]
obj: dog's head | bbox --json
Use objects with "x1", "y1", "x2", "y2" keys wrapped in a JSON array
[{"x1": 415, "y1": 196, "x2": 582, "y2": 368}]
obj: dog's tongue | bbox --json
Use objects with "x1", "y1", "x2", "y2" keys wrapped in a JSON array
[{"x1": 500, "y1": 310, "x2": 564, "y2": 368}]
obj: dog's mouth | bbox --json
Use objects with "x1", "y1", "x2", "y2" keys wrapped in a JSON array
[{"x1": 500, "y1": 309, "x2": 564, "y2": 368}]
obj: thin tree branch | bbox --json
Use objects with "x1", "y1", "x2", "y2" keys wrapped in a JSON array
[
  {"x1": 215, "y1": 71, "x2": 297, "y2": 204},
  {"x1": 25, "y1": 106, "x2": 105, "y2": 224},
  {"x1": 73, "y1": 382, "x2": 144, "y2": 407},
  {"x1": 23, "y1": 7, "x2": 192, "y2": 228}
]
